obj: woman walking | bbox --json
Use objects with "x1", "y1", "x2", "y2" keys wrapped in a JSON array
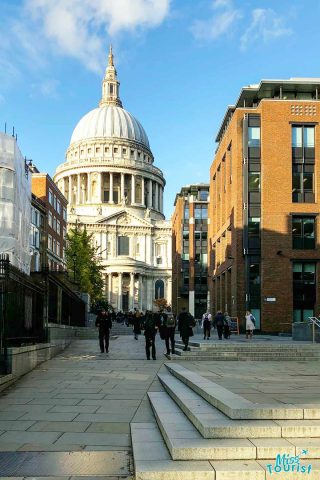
[{"x1": 245, "y1": 310, "x2": 256, "y2": 340}]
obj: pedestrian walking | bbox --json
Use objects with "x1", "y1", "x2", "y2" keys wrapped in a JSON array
[
  {"x1": 95, "y1": 309, "x2": 112, "y2": 353},
  {"x1": 163, "y1": 312, "x2": 176, "y2": 355},
  {"x1": 223, "y1": 311, "x2": 231, "y2": 339},
  {"x1": 133, "y1": 309, "x2": 142, "y2": 340},
  {"x1": 245, "y1": 310, "x2": 256, "y2": 340},
  {"x1": 201, "y1": 311, "x2": 212, "y2": 340},
  {"x1": 213, "y1": 311, "x2": 225, "y2": 340},
  {"x1": 144, "y1": 311, "x2": 157, "y2": 360},
  {"x1": 178, "y1": 307, "x2": 195, "y2": 351}
]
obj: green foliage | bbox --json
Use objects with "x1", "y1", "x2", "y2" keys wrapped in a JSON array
[
  {"x1": 66, "y1": 225, "x2": 104, "y2": 304},
  {"x1": 91, "y1": 299, "x2": 114, "y2": 314}
]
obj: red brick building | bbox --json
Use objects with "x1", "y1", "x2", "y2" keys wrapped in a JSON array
[
  {"x1": 172, "y1": 184, "x2": 209, "y2": 318},
  {"x1": 209, "y1": 79, "x2": 320, "y2": 333},
  {"x1": 31, "y1": 169, "x2": 67, "y2": 272}
]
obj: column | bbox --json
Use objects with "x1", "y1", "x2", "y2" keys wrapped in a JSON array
[
  {"x1": 98, "y1": 172, "x2": 102, "y2": 203},
  {"x1": 68, "y1": 176, "x2": 72, "y2": 204},
  {"x1": 77, "y1": 174, "x2": 81, "y2": 204},
  {"x1": 61, "y1": 177, "x2": 66, "y2": 197},
  {"x1": 130, "y1": 272, "x2": 135, "y2": 310},
  {"x1": 159, "y1": 186, "x2": 163, "y2": 213},
  {"x1": 141, "y1": 177, "x2": 145, "y2": 206},
  {"x1": 118, "y1": 273, "x2": 123, "y2": 311},
  {"x1": 139, "y1": 275, "x2": 143, "y2": 310},
  {"x1": 87, "y1": 172, "x2": 92, "y2": 203},
  {"x1": 131, "y1": 175, "x2": 136, "y2": 204},
  {"x1": 148, "y1": 179, "x2": 152, "y2": 208},
  {"x1": 108, "y1": 273, "x2": 112, "y2": 304},
  {"x1": 155, "y1": 183, "x2": 159, "y2": 211},
  {"x1": 121, "y1": 173, "x2": 125, "y2": 203},
  {"x1": 109, "y1": 172, "x2": 114, "y2": 203}
]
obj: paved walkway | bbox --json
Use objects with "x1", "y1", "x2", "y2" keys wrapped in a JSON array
[
  {"x1": 0, "y1": 334, "x2": 167, "y2": 479},
  {"x1": 0, "y1": 333, "x2": 319, "y2": 479}
]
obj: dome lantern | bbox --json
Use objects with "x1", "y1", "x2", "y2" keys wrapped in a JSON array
[{"x1": 99, "y1": 45, "x2": 123, "y2": 108}]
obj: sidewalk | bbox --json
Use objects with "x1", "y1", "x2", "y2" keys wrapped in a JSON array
[{"x1": 0, "y1": 334, "x2": 167, "y2": 478}]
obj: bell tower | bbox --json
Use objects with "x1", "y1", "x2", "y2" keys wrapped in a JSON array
[{"x1": 99, "y1": 46, "x2": 123, "y2": 108}]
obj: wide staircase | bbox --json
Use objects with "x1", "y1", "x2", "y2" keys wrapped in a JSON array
[
  {"x1": 169, "y1": 339, "x2": 320, "y2": 361},
  {"x1": 75, "y1": 323, "x2": 133, "y2": 338},
  {"x1": 132, "y1": 363, "x2": 320, "y2": 479}
]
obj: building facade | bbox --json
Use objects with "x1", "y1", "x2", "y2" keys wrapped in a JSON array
[
  {"x1": 209, "y1": 78, "x2": 320, "y2": 332},
  {"x1": 31, "y1": 170, "x2": 67, "y2": 272},
  {"x1": 30, "y1": 194, "x2": 47, "y2": 272},
  {"x1": 53, "y1": 47, "x2": 172, "y2": 312},
  {"x1": 172, "y1": 184, "x2": 209, "y2": 318},
  {"x1": 0, "y1": 133, "x2": 31, "y2": 274}
]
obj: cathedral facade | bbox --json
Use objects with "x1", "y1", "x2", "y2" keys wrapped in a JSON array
[{"x1": 54, "y1": 48, "x2": 172, "y2": 312}]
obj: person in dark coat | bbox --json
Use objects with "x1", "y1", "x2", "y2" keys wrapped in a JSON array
[
  {"x1": 144, "y1": 311, "x2": 157, "y2": 360},
  {"x1": 163, "y1": 313, "x2": 176, "y2": 355},
  {"x1": 178, "y1": 307, "x2": 195, "y2": 351},
  {"x1": 133, "y1": 309, "x2": 142, "y2": 340},
  {"x1": 95, "y1": 310, "x2": 112, "y2": 353},
  {"x1": 213, "y1": 311, "x2": 225, "y2": 340}
]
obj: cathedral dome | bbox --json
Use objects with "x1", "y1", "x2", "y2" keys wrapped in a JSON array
[{"x1": 70, "y1": 105, "x2": 150, "y2": 148}]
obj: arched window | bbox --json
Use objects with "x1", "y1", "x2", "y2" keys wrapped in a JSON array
[{"x1": 155, "y1": 279, "x2": 164, "y2": 299}]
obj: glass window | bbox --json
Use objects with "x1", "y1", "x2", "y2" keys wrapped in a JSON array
[
  {"x1": 293, "y1": 217, "x2": 315, "y2": 249},
  {"x1": 57, "y1": 200, "x2": 61, "y2": 215},
  {"x1": 63, "y1": 207, "x2": 67, "y2": 221},
  {"x1": 48, "y1": 234, "x2": 52, "y2": 250},
  {"x1": 155, "y1": 279, "x2": 164, "y2": 299},
  {"x1": 248, "y1": 172, "x2": 260, "y2": 191},
  {"x1": 248, "y1": 126, "x2": 260, "y2": 147},
  {"x1": 304, "y1": 126, "x2": 315, "y2": 148},
  {"x1": 199, "y1": 190, "x2": 208, "y2": 201},
  {"x1": 48, "y1": 211, "x2": 52, "y2": 227},
  {"x1": 57, "y1": 220, "x2": 61, "y2": 236},
  {"x1": 118, "y1": 236, "x2": 129, "y2": 256},
  {"x1": 248, "y1": 217, "x2": 260, "y2": 235},
  {"x1": 292, "y1": 126, "x2": 302, "y2": 147},
  {"x1": 184, "y1": 206, "x2": 189, "y2": 220},
  {"x1": 195, "y1": 206, "x2": 201, "y2": 219},
  {"x1": 48, "y1": 189, "x2": 53, "y2": 205},
  {"x1": 303, "y1": 172, "x2": 313, "y2": 191}
]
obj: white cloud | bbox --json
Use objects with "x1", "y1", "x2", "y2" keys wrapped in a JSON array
[
  {"x1": 240, "y1": 8, "x2": 292, "y2": 51},
  {"x1": 191, "y1": 0, "x2": 241, "y2": 41},
  {"x1": 0, "y1": 0, "x2": 171, "y2": 89},
  {"x1": 24, "y1": 0, "x2": 171, "y2": 72},
  {"x1": 30, "y1": 79, "x2": 60, "y2": 99}
]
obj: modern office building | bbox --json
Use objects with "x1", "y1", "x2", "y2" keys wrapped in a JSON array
[
  {"x1": 172, "y1": 184, "x2": 209, "y2": 317},
  {"x1": 209, "y1": 78, "x2": 320, "y2": 332},
  {"x1": 31, "y1": 168, "x2": 68, "y2": 272},
  {"x1": 53, "y1": 47, "x2": 172, "y2": 311}
]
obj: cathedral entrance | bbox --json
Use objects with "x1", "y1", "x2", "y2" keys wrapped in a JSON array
[{"x1": 122, "y1": 292, "x2": 129, "y2": 312}]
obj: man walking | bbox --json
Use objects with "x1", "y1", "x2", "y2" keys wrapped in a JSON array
[
  {"x1": 213, "y1": 311, "x2": 225, "y2": 340},
  {"x1": 144, "y1": 311, "x2": 157, "y2": 360},
  {"x1": 202, "y1": 311, "x2": 212, "y2": 340},
  {"x1": 178, "y1": 307, "x2": 195, "y2": 351},
  {"x1": 95, "y1": 309, "x2": 112, "y2": 353},
  {"x1": 163, "y1": 312, "x2": 176, "y2": 355}
]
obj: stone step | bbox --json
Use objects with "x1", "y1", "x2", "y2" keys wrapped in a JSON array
[
  {"x1": 131, "y1": 423, "x2": 215, "y2": 480},
  {"x1": 158, "y1": 373, "x2": 282, "y2": 438},
  {"x1": 165, "y1": 363, "x2": 320, "y2": 420},
  {"x1": 148, "y1": 391, "x2": 300, "y2": 460},
  {"x1": 175, "y1": 340, "x2": 320, "y2": 350},
  {"x1": 168, "y1": 353, "x2": 320, "y2": 362},
  {"x1": 131, "y1": 423, "x2": 320, "y2": 479},
  {"x1": 158, "y1": 373, "x2": 320, "y2": 438}
]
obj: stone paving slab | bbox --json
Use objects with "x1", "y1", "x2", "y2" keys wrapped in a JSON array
[
  {"x1": 0, "y1": 451, "x2": 131, "y2": 476},
  {"x1": 28, "y1": 421, "x2": 91, "y2": 432},
  {"x1": 55, "y1": 433, "x2": 130, "y2": 447}
]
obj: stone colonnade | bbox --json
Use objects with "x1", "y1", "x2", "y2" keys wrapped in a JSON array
[
  {"x1": 60, "y1": 172, "x2": 164, "y2": 212},
  {"x1": 105, "y1": 272, "x2": 155, "y2": 312}
]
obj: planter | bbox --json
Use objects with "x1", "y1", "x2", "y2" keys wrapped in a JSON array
[{"x1": 292, "y1": 322, "x2": 320, "y2": 342}]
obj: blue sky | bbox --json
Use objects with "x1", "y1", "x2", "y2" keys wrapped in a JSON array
[{"x1": 1, "y1": 0, "x2": 320, "y2": 218}]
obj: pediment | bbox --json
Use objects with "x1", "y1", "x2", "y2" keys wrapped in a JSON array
[{"x1": 96, "y1": 209, "x2": 153, "y2": 227}]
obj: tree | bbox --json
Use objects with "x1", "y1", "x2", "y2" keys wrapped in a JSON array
[
  {"x1": 153, "y1": 298, "x2": 171, "y2": 311},
  {"x1": 65, "y1": 225, "x2": 104, "y2": 304}
]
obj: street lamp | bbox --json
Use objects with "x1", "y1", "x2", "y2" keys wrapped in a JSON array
[{"x1": 72, "y1": 253, "x2": 77, "y2": 282}]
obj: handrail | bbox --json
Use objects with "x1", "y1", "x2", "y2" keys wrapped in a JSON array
[{"x1": 308, "y1": 317, "x2": 320, "y2": 343}]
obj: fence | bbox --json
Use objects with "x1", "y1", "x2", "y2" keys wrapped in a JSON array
[
  {"x1": 0, "y1": 254, "x2": 46, "y2": 373},
  {"x1": 0, "y1": 256, "x2": 86, "y2": 374}
]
